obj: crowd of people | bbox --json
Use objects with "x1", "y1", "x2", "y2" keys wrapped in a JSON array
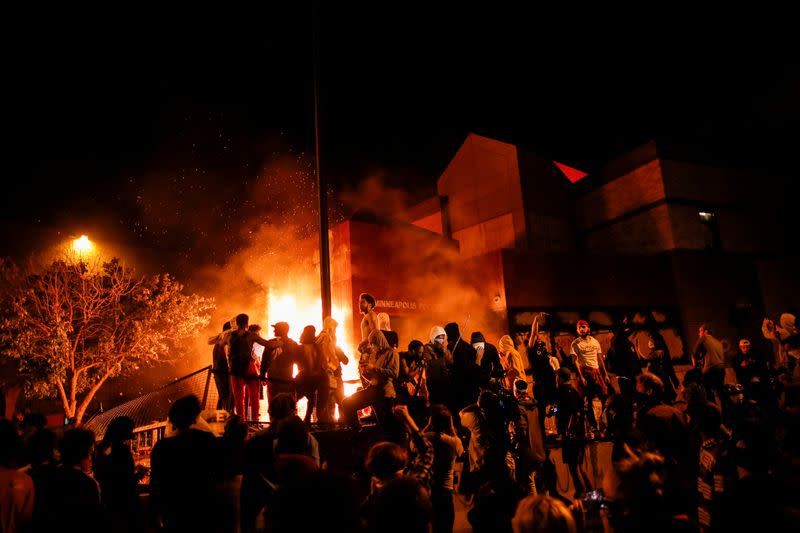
[{"x1": 1, "y1": 294, "x2": 799, "y2": 532}]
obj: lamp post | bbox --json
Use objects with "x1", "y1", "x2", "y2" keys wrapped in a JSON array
[{"x1": 313, "y1": 6, "x2": 332, "y2": 321}]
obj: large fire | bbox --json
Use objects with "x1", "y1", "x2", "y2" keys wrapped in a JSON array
[{"x1": 255, "y1": 290, "x2": 361, "y2": 421}]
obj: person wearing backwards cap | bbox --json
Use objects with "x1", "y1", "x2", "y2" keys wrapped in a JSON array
[
  {"x1": 570, "y1": 320, "x2": 610, "y2": 436},
  {"x1": 261, "y1": 321, "x2": 300, "y2": 401}
]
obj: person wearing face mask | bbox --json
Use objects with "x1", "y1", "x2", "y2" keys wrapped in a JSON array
[
  {"x1": 498, "y1": 335, "x2": 528, "y2": 393},
  {"x1": 342, "y1": 329, "x2": 399, "y2": 438},
  {"x1": 471, "y1": 331, "x2": 502, "y2": 387},
  {"x1": 732, "y1": 338, "x2": 768, "y2": 395},
  {"x1": 425, "y1": 326, "x2": 454, "y2": 407}
]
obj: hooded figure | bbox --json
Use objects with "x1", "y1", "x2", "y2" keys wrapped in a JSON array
[
  {"x1": 471, "y1": 332, "x2": 502, "y2": 386},
  {"x1": 316, "y1": 317, "x2": 340, "y2": 382},
  {"x1": 762, "y1": 313, "x2": 800, "y2": 368},
  {"x1": 377, "y1": 312, "x2": 399, "y2": 349},
  {"x1": 445, "y1": 322, "x2": 480, "y2": 410},
  {"x1": 425, "y1": 326, "x2": 454, "y2": 407},
  {"x1": 499, "y1": 335, "x2": 528, "y2": 392},
  {"x1": 444, "y1": 322, "x2": 476, "y2": 370}
]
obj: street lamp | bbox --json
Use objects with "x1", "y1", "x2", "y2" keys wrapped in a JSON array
[{"x1": 72, "y1": 235, "x2": 94, "y2": 255}]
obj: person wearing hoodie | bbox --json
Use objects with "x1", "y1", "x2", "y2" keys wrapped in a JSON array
[
  {"x1": 498, "y1": 335, "x2": 528, "y2": 393},
  {"x1": 342, "y1": 329, "x2": 399, "y2": 437},
  {"x1": 315, "y1": 317, "x2": 349, "y2": 421},
  {"x1": 762, "y1": 312, "x2": 800, "y2": 370},
  {"x1": 425, "y1": 326, "x2": 454, "y2": 407},
  {"x1": 445, "y1": 321, "x2": 480, "y2": 412},
  {"x1": 378, "y1": 312, "x2": 400, "y2": 349},
  {"x1": 471, "y1": 331, "x2": 503, "y2": 388}
]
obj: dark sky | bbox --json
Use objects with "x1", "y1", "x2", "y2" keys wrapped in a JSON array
[{"x1": 2, "y1": 6, "x2": 798, "y2": 269}]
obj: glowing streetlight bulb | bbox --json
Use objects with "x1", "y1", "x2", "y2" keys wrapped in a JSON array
[{"x1": 72, "y1": 235, "x2": 93, "y2": 254}]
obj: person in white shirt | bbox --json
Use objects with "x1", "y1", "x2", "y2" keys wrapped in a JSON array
[{"x1": 569, "y1": 320, "x2": 610, "y2": 434}]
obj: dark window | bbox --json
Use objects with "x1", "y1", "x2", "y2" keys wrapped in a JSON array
[{"x1": 698, "y1": 211, "x2": 721, "y2": 250}]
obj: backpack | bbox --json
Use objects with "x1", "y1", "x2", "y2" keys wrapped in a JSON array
[
  {"x1": 229, "y1": 332, "x2": 254, "y2": 377},
  {"x1": 566, "y1": 406, "x2": 592, "y2": 443}
]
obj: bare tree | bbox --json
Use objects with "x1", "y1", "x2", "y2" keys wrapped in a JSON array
[{"x1": 0, "y1": 258, "x2": 214, "y2": 423}]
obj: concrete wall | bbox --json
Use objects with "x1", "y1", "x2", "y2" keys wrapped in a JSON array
[
  {"x1": 576, "y1": 158, "x2": 666, "y2": 231},
  {"x1": 583, "y1": 203, "x2": 675, "y2": 254},
  {"x1": 438, "y1": 134, "x2": 527, "y2": 251}
]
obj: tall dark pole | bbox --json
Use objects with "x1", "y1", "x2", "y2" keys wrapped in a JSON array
[{"x1": 314, "y1": 5, "x2": 332, "y2": 321}]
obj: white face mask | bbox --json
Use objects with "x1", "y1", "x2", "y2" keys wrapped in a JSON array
[
  {"x1": 473, "y1": 342, "x2": 485, "y2": 350},
  {"x1": 434, "y1": 336, "x2": 445, "y2": 345}
]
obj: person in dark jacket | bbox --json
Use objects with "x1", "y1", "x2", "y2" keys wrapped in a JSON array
[
  {"x1": 424, "y1": 326, "x2": 453, "y2": 408},
  {"x1": 149, "y1": 395, "x2": 220, "y2": 532},
  {"x1": 471, "y1": 331, "x2": 502, "y2": 388},
  {"x1": 94, "y1": 416, "x2": 144, "y2": 533},
  {"x1": 34, "y1": 428, "x2": 103, "y2": 533},
  {"x1": 609, "y1": 316, "x2": 641, "y2": 388},
  {"x1": 261, "y1": 321, "x2": 301, "y2": 400},
  {"x1": 211, "y1": 321, "x2": 233, "y2": 411},
  {"x1": 445, "y1": 322, "x2": 480, "y2": 413},
  {"x1": 645, "y1": 329, "x2": 679, "y2": 404},
  {"x1": 732, "y1": 338, "x2": 768, "y2": 395},
  {"x1": 527, "y1": 313, "x2": 558, "y2": 433}
]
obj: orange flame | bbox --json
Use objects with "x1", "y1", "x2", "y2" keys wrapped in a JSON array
[{"x1": 264, "y1": 289, "x2": 361, "y2": 421}]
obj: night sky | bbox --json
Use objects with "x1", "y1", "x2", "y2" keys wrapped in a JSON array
[{"x1": 3, "y1": 6, "x2": 797, "y2": 273}]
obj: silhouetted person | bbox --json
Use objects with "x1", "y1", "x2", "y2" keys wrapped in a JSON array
[
  {"x1": 34, "y1": 427, "x2": 102, "y2": 533},
  {"x1": 297, "y1": 325, "x2": 329, "y2": 424},
  {"x1": 149, "y1": 394, "x2": 219, "y2": 532},
  {"x1": 527, "y1": 313, "x2": 558, "y2": 432},
  {"x1": 241, "y1": 394, "x2": 318, "y2": 533},
  {"x1": 211, "y1": 321, "x2": 233, "y2": 410},
  {"x1": 445, "y1": 321, "x2": 480, "y2": 410},
  {"x1": 212, "y1": 313, "x2": 277, "y2": 421},
  {"x1": 472, "y1": 331, "x2": 503, "y2": 388},
  {"x1": 555, "y1": 367, "x2": 592, "y2": 496},
  {"x1": 0, "y1": 419, "x2": 33, "y2": 533},
  {"x1": 216, "y1": 415, "x2": 248, "y2": 533},
  {"x1": 512, "y1": 494, "x2": 578, "y2": 533},
  {"x1": 425, "y1": 326, "x2": 453, "y2": 407},
  {"x1": 609, "y1": 316, "x2": 642, "y2": 383},
  {"x1": 94, "y1": 416, "x2": 144, "y2": 533},
  {"x1": 367, "y1": 477, "x2": 433, "y2": 533},
  {"x1": 266, "y1": 471, "x2": 361, "y2": 533},
  {"x1": 422, "y1": 405, "x2": 464, "y2": 533},
  {"x1": 732, "y1": 338, "x2": 768, "y2": 395},
  {"x1": 693, "y1": 324, "x2": 726, "y2": 405},
  {"x1": 646, "y1": 328, "x2": 679, "y2": 403},
  {"x1": 261, "y1": 321, "x2": 300, "y2": 400},
  {"x1": 467, "y1": 452, "x2": 526, "y2": 533}
]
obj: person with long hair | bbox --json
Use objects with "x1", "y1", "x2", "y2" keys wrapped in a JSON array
[
  {"x1": 512, "y1": 494, "x2": 578, "y2": 533},
  {"x1": 297, "y1": 325, "x2": 330, "y2": 424},
  {"x1": 423, "y1": 405, "x2": 464, "y2": 533}
]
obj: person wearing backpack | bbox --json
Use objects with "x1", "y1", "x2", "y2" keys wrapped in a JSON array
[
  {"x1": 555, "y1": 367, "x2": 593, "y2": 497},
  {"x1": 222, "y1": 313, "x2": 280, "y2": 422}
]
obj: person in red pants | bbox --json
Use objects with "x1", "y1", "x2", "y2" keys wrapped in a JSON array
[{"x1": 213, "y1": 314, "x2": 278, "y2": 422}]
